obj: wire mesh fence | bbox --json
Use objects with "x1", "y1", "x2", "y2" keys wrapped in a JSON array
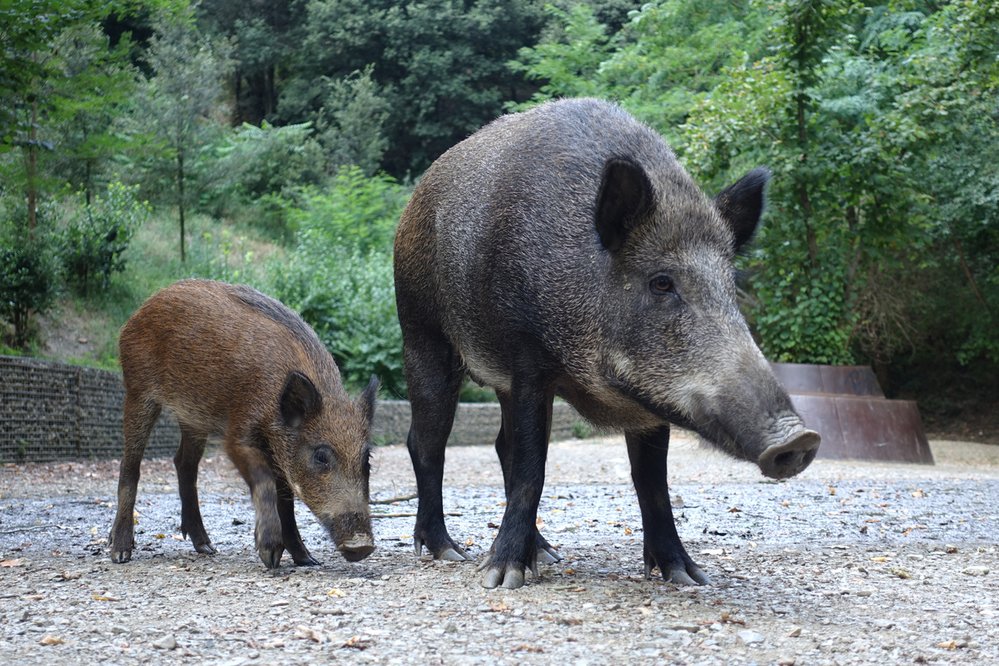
[{"x1": 1, "y1": 356, "x2": 587, "y2": 463}]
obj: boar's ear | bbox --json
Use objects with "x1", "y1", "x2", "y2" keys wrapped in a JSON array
[
  {"x1": 279, "y1": 371, "x2": 323, "y2": 429},
  {"x1": 714, "y1": 167, "x2": 770, "y2": 252},
  {"x1": 595, "y1": 157, "x2": 655, "y2": 252},
  {"x1": 358, "y1": 375, "x2": 379, "y2": 425}
]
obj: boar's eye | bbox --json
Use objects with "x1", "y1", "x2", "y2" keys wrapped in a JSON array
[
  {"x1": 649, "y1": 274, "x2": 675, "y2": 296},
  {"x1": 311, "y1": 445, "x2": 336, "y2": 473}
]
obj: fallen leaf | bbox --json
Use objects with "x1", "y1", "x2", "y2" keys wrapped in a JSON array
[
  {"x1": 623, "y1": 527, "x2": 633, "y2": 536},
  {"x1": 889, "y1": 568, "x2": 911, "y2": 579},
  {"x1": 727, "y1": 507, "x2": 742, "y2": 513},
  {"x1": 513, "y1": 644, "x2": 544, "y2": 653},
  {"x1": 92, "y1": 594, "x2": 120, "y2": 602},
  {"x1": 343, "y1": 635, "x2": 371, "y2": 650},
  {"x1": 0, "y1": 558, "x2": 25, "y2": 568},
  {"x1": 294, "y1": 626, "x2": 325, "y2": 643},
  {"x1": 936, "y1": 640, "x2": 957, "y2": 650},
  {"x1": 327, "y1": 588, "x2": 346, "y2": 598},
  {"x1": 40, "y1": 635, "x2": 64, "y2": 646},
  {"x1": 828, "y1": 486, "x2": 837, "y2": 496}
]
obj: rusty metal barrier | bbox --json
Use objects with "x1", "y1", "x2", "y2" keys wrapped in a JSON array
[{"x1": 771, "y1": 362, "x2": 934, "y2": 464}]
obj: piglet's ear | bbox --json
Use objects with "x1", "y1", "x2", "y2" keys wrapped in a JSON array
[
  {"x1": 280, "y1": 371, "x2": 322, "y2": 429},
  {"x1": 595, "y1": 157, "x2": 655, "y2": 252},
  {"x1": 714, "y1": 167, "x2": 770, "y2": 252},
  {"x1": 358, "y1": 375, "x2": 379, "y2": 426}
]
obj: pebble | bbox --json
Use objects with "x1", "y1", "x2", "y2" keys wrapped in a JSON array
[
  {"x1": 737, "y1": 630, "x2": 765, "y2": 645},
  {"x1": 152, "y1": 635, "x2": 177, "y2": 650},
  {"x1": 962, "y1": 566, "x2": 989, "y2": 576}
]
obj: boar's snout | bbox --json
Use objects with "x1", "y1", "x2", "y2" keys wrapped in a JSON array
[
  {"x1": 338, "y1": 533, "x2": 375, "y2": 562},
  {"x1": 327, "y1": 512, "x2": 375, "y2": 562},
  {"x1": 757, "y1": 428, "x2": 820, "y2": 479}
]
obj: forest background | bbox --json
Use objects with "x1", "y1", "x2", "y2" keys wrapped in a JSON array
[{"x1": 2, "y1": 0, "x2": 996, "y2": 438}]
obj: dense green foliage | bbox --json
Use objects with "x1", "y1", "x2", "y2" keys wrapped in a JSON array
[
  {"x1": 0, "y1": 0, "x2": 996, "y2": 420},
  {"x1": 270, "y1": 167, "x2": 409, "y2": 395},
  {"x1": 60, "y1": 182, "x2": 150, "y2": 293}
]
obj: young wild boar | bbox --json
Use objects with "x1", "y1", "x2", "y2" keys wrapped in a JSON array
[
  {"x1": 394, "y1": 98, "x2": 821, "y2": 589},
  {"x1": 109, "y1": 279, "x2": 378, "y2": 568}
]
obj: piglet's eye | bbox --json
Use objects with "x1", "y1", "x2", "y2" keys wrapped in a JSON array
[
  {"x1": 311, "y1": 446, "x2": 335, "y2": 472},
  {"x1": 649, "y1": 274, "x2": 675, "y2": 295}
]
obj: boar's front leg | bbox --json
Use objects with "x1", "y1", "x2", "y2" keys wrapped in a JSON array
[
  {"x1": 480, "y1": 378, "x2": 555, "y2": 590},
  {"x1": 275, "y1": 474, "x2": 319, "y2": 566},
  {"x1": 404, "y1": 330, "x2": 470, "y2": 562},
  {"x1": 226, "y1": 435, "x2": 284, "y2": 568},
  {"x1": 626, "y1": 427, "x2": 710, "y2": 585},
  {"x1": 174, "y1": 426, "x2": 216, "y2": 555},
  {"x1": 494, "y1": 392, "x2": 561, "y2": 566}
]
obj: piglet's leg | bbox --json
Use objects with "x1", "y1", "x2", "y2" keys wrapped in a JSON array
[
  {"x1": 626, "y1": 426, "x2": 710, "y2": 586},
  {"x1": 276, "y1": 474, "x2": 319, "y2": 566},
  {"x1": 226, "y1": 436, "x2": 284, "y2": 568},
  {"x1": 175, "y1": 426, "x2": 215, "y2": 555}
]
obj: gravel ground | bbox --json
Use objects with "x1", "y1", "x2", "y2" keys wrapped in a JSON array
[{"x1": 1, "y1": 433, "x2": 997, "y2": 665}]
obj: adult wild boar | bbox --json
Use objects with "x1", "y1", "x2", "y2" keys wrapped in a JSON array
[
  {"x1": 394, "y1": 98, "x2": 820, "y2": 589},
  {"x1": 109, "y1": 279, "x2": 378, "y2": 568}
]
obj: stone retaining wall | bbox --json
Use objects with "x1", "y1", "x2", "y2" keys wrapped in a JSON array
[{"x1": 0, "y1": 356, "x2": 587, "y2": 463}]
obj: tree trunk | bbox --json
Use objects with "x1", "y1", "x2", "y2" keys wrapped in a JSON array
[
  {"x1": 177, "y1": 150, "x2": 186, "y2": 263},
  {"x1": 26, "y1": 98, "x2": 38, "y2": 238},
  {"x1": 795, "y1": 91, "x2": 818, "y2": 265}
]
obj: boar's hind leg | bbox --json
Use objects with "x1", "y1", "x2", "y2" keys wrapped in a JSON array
[
  {"x1": 174, "y1": 426, "x2": 216, "y2": 555},
  {"x1": 480, "y1": 380, "x2": 555, "y2": 590},
  {"x1": 495, "y1": 392, "x2": 561, "y2": 565},
  {"x1": 626, "y1": 427, "x2": 710, "y2": 585},
  {"x1": 226, "y1": 435, "x2": 284, "y2": 568},
  {"x1": 276, "y1": 474, "x2": 319, "y2": 566},
  {"x1": 109, "y1": 395, "x2": 160, "y2": 563},
  {"x1": 403, "y1": 331, "x2": 469, "y2": 561}
]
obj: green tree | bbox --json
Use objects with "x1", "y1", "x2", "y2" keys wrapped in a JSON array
[
  {"x1": 281, "y1": 0, "x2": 546, "y2": 176},
  {"x1": 0, "y1": 0, "x2": 131, "y2": 233},
  {"x1": 315, "y1": 66, "x2": 390, "y2": 176},
  {"x1": 197, "y1": 0, "x2": 305, "y2": 124},
  {"x1": 131, "y1": 8, "x2": 232, "y2": 262},
  {"x1": 47, "y1": 23, "x2": 140, "y2": 203}
]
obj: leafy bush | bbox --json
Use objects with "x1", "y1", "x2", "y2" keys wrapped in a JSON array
[
  {"x1": 0, "y1": 233, "x2": 59, "y2": 348},
  {"x1": 60, "y1": 182, "x2": 149, "y2": 294},
  {"x1": 270, "y1": 168, "x2": 411, "y2": 395},
  {"x1": 199, "y1": 121, "x2": 324, "y2": 238},
  {"x1": 273, "y1": 247, "x2": 404, "y2": 396},
  {"x1": 286, "y1": 166, "x2": 408, "y2": 253}
]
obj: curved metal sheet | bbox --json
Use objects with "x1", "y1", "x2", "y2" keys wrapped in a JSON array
[{"x1": 769, "y1": 362, "x2": 933, "y2": 464}]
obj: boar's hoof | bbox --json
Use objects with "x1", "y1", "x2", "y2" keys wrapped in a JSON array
[
  {"x1": 193, "y1": 541, "x2": 217, "y2": 556},
  {"x1": 414, "y1": 535, "x2": 471, "y2": 561},
  {"x1": 649, "y1": 560, "x2": 711, "y2": 586},
  {"x1": 644, "y1": 549, "x2": 711, "y2": 585},
  {"x1": 536, "y1": 531, "x2": 562, "y2": 564},
  {"x1": 481, "y1": 564, "x2": 526, "y2": 590},
  {"x1": 758, "y1": 429, "x2": 821, "y2": 480},
  {"x1": 338, "y1": 534, "x2": 375, "y2": 562},
  {"x1": 110, "y1": 548, "x2": 132, "y2": 564},
  {"x1": 258, "y1": 545, "x2": 285, "y2": 569},
  {"x1": 292, "y1": 553, "x2": 321, "y2": 566}
]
